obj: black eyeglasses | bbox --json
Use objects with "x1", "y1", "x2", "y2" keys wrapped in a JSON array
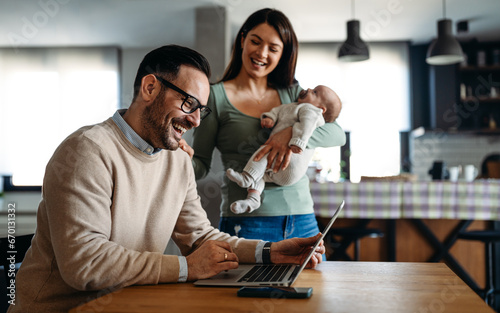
[{"x1": 154, "y1": 75, "x2": 211, "y2": 120}]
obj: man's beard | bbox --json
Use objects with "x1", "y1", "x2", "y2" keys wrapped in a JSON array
[{"x1": 141, "y1": 91, "x2": 179, "y2": 151}]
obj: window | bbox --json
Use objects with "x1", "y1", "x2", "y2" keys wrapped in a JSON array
[
  {"x1": 296, "y1": 42, "x2": 410, "y2": 182},
  {"x1": 0, "y1": 47, "x2": 120, "y2": 186}
]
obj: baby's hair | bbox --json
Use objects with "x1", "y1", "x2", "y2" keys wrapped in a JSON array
[{"x1": 322, "y1": 89, "x2": 342, "y2": 123}]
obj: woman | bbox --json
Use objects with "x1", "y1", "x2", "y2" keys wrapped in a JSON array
[{"x1": 190, "y1": 8, "x2": 345, "y2": 241}]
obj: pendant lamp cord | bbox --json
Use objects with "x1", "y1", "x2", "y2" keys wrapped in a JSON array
[
  {"x1": 351, "y1": 0, "x2": 355, "y2": 19},
  {"x1": 442, "y1": 0, "x2": 446, "y2": 18}
]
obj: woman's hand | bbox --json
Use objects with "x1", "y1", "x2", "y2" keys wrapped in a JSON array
[
  {"x1": 179, "y1": 139, "x2": 194, "y2": 159},
  {"x1": 253, "y1": 127, "x2": 293, "y2": 173}
]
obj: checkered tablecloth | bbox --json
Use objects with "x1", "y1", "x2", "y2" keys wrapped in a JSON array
[
  {"x1": 402, "y1": 180, "x2": 500, "y2": 220},
  {"x1": 310, "y1": 181, "x2": 403, "y2": 219},
  {"x1": 310, "y1": 180, "x2": 500, "y2": 220}
]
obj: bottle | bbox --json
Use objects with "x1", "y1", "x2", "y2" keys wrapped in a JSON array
[
  {"x1": 477, "y1": 50, "x2": 486, "y2": 66},
  {"x1": 489, "y1": 114, "x2": 497, "y2": 130},
  {"x1": 460, "y1": 84, "x2": 467, "y2": 100},
  {"x1": 491, "y1": 87, "x2": 498, "y2": 98},
  {"x1": 492, "y1": 49, "x2": 500, "y2": 65}
]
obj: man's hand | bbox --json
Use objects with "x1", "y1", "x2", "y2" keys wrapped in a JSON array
[
  {"x1": 179, "y1": 139, "x2": 194, "y2": 159},
  {"x1": 253, "y1": 127, "x2": 293, "y2": 173},
  {"x1": 270, "y1": 233, "x2": 325, "y2": 269},
  {"x1": 186, "y1": 240, "x2": 239, "y2": 281}
]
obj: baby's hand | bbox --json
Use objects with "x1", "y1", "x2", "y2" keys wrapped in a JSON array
[
  {"x1": 261, "y1": 117, "x2": 275, "y2": 128},
  {"x1": 290, "y1": 145, "x2": 302, "y2": 154}
]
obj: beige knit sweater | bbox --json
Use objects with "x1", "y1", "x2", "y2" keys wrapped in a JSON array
[{"x1": 8, "y1": 118, "x2": 258, "y2": 313}]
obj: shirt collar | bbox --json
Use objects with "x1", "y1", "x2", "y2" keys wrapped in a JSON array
[{"x1": 112, "y1": 109, "x2": 161, "y2": 155}]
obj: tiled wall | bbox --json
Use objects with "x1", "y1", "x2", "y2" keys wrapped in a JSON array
[{"x1": 410, "y1": 130, "x2": 500, "y2": 181}]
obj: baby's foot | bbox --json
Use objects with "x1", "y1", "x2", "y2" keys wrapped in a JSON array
[
  {"x1": 226, "y1": 168, "x2": 254, "y2": 188},
  {"x1": 230, "y1": 193, "x2": 261, "y2": 214}
]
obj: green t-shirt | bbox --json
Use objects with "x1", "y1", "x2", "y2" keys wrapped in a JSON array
[{"x1": 192, "y1": 82, "x2": 345, "y2": 217}]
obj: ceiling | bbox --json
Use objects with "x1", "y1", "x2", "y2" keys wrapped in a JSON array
[{"x1": 1, "y1": 0, "x2": 499, "y2": 49}]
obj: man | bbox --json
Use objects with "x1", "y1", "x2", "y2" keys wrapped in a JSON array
[{"x1": 9, "y1": 45, "x2": 325, "y2": 313}]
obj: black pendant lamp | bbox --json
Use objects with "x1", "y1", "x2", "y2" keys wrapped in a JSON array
[
  {"x1": 426, "y1": 0, "x2": 464, "y2": 65},
  {"x1": 338, "y1": 0, "x2": 369, "y2": 62}
]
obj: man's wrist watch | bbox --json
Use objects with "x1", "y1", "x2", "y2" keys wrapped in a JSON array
[{"x1": 262, "y1": 242, "x2": 272, "y2": 264}]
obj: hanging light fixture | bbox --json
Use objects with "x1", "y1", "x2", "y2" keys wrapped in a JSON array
[
  {"x1": 338, "y1": 0, "x2": 369, "y2": 62},
  {"x1": 426, "y1": 0, "x2": 464, "y2": 65}
]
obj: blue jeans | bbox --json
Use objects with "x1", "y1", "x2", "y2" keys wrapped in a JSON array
[{"x1": 219, "y1": 213, "x2": 320, "y2": 242}]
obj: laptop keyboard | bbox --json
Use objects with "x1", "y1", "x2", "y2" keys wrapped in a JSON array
[{"x1": 238, "y1": 265, "x2": 292, "y2": 283}]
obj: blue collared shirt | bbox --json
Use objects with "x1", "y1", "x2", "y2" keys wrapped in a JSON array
[{"x1": 112, "y1": 109, "x2": 161, "y2": 155}]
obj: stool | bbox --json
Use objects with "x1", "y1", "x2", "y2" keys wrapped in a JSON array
[
  {"x1": 328, "y1": 222, "x2": 384, "y2": 261},
  {"x1": 457, "y1": 230, "x2": 500, "y2": 307}
]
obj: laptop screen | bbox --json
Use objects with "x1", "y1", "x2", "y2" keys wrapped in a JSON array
[{"x1": 288, "y1": 200, "x2": 344, "y2": 285}]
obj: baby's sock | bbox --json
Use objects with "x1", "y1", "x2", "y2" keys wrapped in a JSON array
[
  {"x1": 226, "y1": 168, "x2": 254, "y2": 188},
  {"x1": 230, "y1": 193, "x2": 261, "y2": 214}
]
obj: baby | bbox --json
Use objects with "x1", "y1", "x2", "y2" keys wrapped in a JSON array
[{"x1": 227, "y1": 85, "x2": 342, "y2": 214}]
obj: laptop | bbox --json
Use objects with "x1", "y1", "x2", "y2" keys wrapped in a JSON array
[{"x1": 194, "y1": 200, "x2": 344, "y2": 287}]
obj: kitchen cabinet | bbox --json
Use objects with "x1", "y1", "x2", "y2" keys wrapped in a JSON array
[
  {"x1": 413, "y1": 41, "x2": 500, "y2": 132},
  {"x1": 456, "y1": 41, "x2": 500, "y2": 131},
  {"x1": 428, "y1": 63, "x2": 458, "y2": 130}
]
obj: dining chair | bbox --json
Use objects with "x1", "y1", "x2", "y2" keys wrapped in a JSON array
[
  {"x1": 326, "y1": 221, "x2": 384, "y2": 261},
  {"x1": 457, "y1": 230, "x2": 500, "y2": 307},
  {"x1": 481, "y1": 153, "x2": 500, "y2": 179},
  {"x1": 457, "y1": 152, "x2": 500, "y2": 308}
]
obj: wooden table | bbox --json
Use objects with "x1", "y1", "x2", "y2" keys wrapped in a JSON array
[{"x1": 70, "y1": 262, "x2": 494, "y2": 313}]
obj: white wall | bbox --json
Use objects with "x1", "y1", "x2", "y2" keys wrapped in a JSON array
[{"x1": 120, "y1": 48, "x2": 154, "y2": 108}]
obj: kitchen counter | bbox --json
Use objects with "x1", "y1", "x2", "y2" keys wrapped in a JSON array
[
  {"x1": 311, "y1": 179, "x2": 500, "y2": 220},
  {"x1": 311, "y1": 179, "x2": 500, "y2": 292}
]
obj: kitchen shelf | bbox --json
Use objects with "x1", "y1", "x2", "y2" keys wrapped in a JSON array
[
  {"x1": 474, "y1": 128, "x2": 500, "y2": 135},
  {"x1": 455, "y1": 41, "x2": 500, "y2": 131},
  {"x1": 459, "y1": 65, "x2": 500, "y2": 72},
  {"x1": 461, "y1": 96, "x2": 500, "y2": 103}
]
